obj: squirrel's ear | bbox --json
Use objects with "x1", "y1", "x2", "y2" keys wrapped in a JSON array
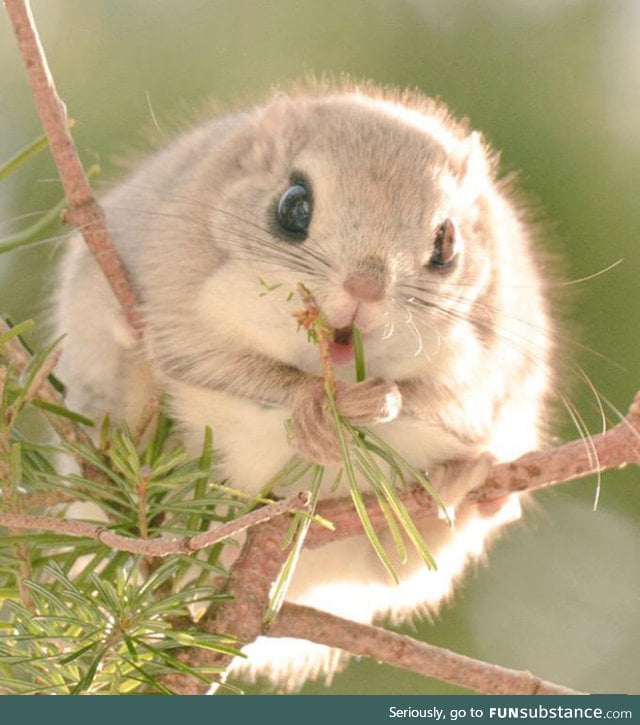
[
  {"x1": 242, "y1": 92, "x2": 306, "y2": 172},
  {"x1": 451, "y1": 131, "x2": 495, "y2": 202}
]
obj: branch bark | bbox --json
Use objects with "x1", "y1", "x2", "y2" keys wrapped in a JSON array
[
  {"x1": 4, "y1": 0, "x2": 142, "y2": 336},
  {"x1": 3, "y1": 397, "x2": 636, "y2": 694},
  {"x1": 162, "y1": 516, "x2": 298, "y2": 694},
  {"x1": 268, "y1": 603, "x2": 582, "y2": 695},
  {"x1": 0, "y1": 491, "x2": 310, "y2": 556}
]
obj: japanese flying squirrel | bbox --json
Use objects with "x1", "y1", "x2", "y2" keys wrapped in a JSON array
[{"x1": 55, "y1": 81, "x2": 554, "y2": 689}]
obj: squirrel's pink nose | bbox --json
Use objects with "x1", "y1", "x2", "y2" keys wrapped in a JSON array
[{"x1": 343, "y1": 274, "x2": 385, "y2": 302}]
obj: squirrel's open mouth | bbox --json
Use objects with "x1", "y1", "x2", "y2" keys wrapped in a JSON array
[
  {"x1": 329, "y1": 324, "x2": 355, "y2": 365},
  {"x1": 333, "y1": 325, "x2": 354, "y2": 347}
]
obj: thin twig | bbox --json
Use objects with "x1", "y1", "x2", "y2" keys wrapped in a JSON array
[
  {"x1": 268, "y1": 603, "x2": 583, "y2": 695},
  {"x1": 293, "y1": 282, "x2": 337, "y2": 395},
  {"x1": 0, "y1": 491, "x2": 310, "y2": 557},
  {"x1": 0, "y1": 380, "x2": 34, "y2": 610},
  {"x1": 132, "y1": 395, "x2": 161, "y2": 445},
  {"x1": 3, "y1": 0, "x2": 142, "y2": 336}
]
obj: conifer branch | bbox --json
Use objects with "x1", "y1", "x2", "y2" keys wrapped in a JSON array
[
  {"x1": 4, "y1": 391, "x2": 638, "y2": 553},
  {"x1": 0, "y1": 491, "x2": 310, "y2": 556}
]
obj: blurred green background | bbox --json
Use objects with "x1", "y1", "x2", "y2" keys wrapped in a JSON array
[{"x1": 1, "y1": 0, "x2": 639, "y2": 695}]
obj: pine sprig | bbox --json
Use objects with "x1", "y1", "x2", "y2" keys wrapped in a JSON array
[
  {"x1": 0, "y1": 562, "x2": 239, "y2": 694},
  {"x1": 0, "y1": 322, "x2": 269, "y2": 693},
  {"x1": 289, "y1": 285, "x2": 448, "y2": 583}
]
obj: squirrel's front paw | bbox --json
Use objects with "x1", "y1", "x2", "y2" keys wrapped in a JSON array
[
  {"x1": 336, "y1": 377, "x2": 402, "y2": 425},
  {"x1": 290, "y1": 378, "x2": 343, "y2": 464},
  {"x1": 289, "y1": 377, "x2": 402, "y2": 465}
]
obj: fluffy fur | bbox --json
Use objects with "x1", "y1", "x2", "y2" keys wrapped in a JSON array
[{"x1": 55, "y1": 81, "x2": 554, "y2": 689}]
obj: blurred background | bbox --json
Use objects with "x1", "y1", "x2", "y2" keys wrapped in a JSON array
[{"x1": 1, "y1": 0, "x2": 638, "y2": 695}]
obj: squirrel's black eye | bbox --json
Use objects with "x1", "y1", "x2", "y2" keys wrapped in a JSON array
[
  {"x1": 428, "y1": 219, "x2": 457, "y2": 270},
  {"x1": 276, "y1": 182, "x2": 312, "y2": 239}
]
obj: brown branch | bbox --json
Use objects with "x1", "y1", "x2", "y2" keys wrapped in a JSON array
[
  {"x1": 2, "y1": 369, "x2": 637, "y2": 693},
  {"x1": 309, "y1": 391, "x2": 640, "y2": 547},
  {"x1": 293, "y1": 282, "x2": 337, "y2": 395},
  {"x1": 0, "y1": 491, "x2": 310, "y2": 557},
  {"x1": 268, "y1": 603, "x2": 582, "y2": 695},
  {"x1": 3, "y1": 0, "x2": 142, "y2": 336},
  {"x1": 162, "y1": 515, "x2": 298, "y2": 694}
]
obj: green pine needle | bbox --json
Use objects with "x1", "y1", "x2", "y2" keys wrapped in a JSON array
[{"x1": 0, "y1": 134, "x2": 49, "y2": 181}]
